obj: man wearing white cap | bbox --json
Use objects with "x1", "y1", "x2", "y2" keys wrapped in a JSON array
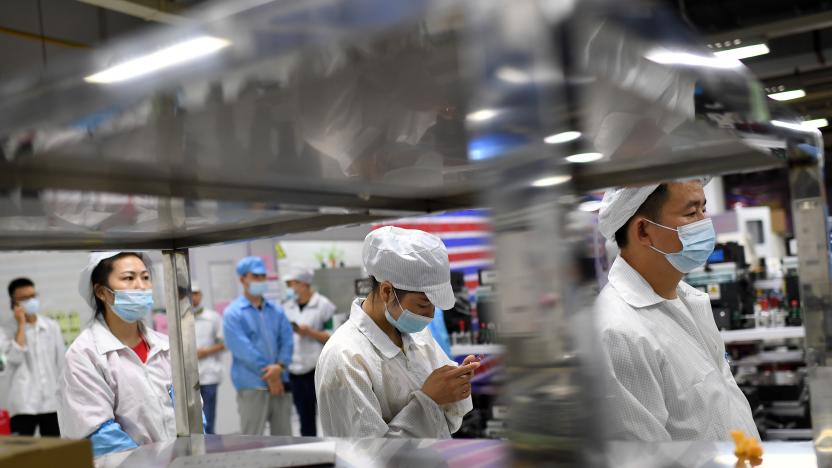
[
  {"x1": 191, "y1": 282, "x2": 224, "y2": 434},
  {"x1": 316, "y1": 226, "x2": 480, "y2": 438},
  {"x1": 595, "y1": 179, "x2": 758, "y2": 441},
  {"x1": 281, "y1": 265, "x2": 335, "y2": 437}
]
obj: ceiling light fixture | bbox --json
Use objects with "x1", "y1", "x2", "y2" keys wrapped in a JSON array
[
  {"x1": 771, "y1": 119, "x2": 821, "y2": 134},
  {"x1": 802, "y1": 118, "x2": 828, "y2": 129},
  {"x1": 645, "y1": 49, "x2": 743, "y2": 69},
  {"x1": 466, "y1": 109, "x2": 499, "y2": 122},
  {"x1": 532, "y1": 175, "x2": 571, "y2": 187},
  {"x1": 85, "y1": 36, "x2": 230, "y2": 84},
  {"x1": 544, "y1": 131, "x2": 582, "y2": 144},
  {"x1": 768, "y1": 89, "x2": 806, "y2": 101},
  {"x1": 566, "y1": 152, "x2": 603, "y2": 163},
  {"x1": 496, "y1": 66, "x2": 531, "y2": 84},
  {"x1": 578, "y1": 200, "x2": 603, "y2": 212},
  {"x1": 712, "y1": 43, "x2": 769, "y2": 60}
]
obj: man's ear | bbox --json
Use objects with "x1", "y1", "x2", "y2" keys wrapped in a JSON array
[{"x1": 634, "y1": 218, "x2": 652, "y2": 247}]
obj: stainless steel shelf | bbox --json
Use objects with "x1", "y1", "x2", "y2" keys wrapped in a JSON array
[
  {"x1": 94, "y1": 434, "x2": 818, "y2": 468},
  {"x1": 0, "y1": 0, "x2": 800, "y2": 250}
]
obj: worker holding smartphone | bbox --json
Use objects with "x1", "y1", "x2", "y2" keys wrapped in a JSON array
[{"x1": 316, "y1": 227, "x2": 479, "y2": 438}]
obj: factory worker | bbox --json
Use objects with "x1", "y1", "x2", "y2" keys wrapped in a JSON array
[
  {"x1": 191, "y1": 282, "x2": 224, "y2": 435},
  {"x1": 58, "y1": 252, "x2": 175, "y2": 457},
  {"x1": 595, "y1": 179, "x2": 758, "y2": 441},
  {"x1": 2, "y1": 277, "x2": 65, "y2": 436},
  {"x1": 316, "y1": 226, "x2": 479, "y2": 438},
  {"x1": 224, "y1": 256, "x2": 294, "y2": 436},
  {"x1": 282, "y1": 265, "x2": 335, "y2": 437}
]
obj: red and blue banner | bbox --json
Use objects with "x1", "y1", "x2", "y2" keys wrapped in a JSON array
[{"x1": 373, "y1": 209, "x2": 493, "y2": 295}]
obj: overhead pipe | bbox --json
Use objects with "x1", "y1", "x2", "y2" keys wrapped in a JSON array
[{"x1": 77, "y1": 0, "x2": 193, "y2": 25}]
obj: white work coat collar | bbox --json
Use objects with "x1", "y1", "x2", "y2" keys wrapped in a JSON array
[
  {"x1": 90, "y1": 319, "x2": 169, "y2": 358},
  {"x1": 25, "y1": 317, "x2": 49, "y2": 332},
  {"x1": 608, "y1": 256, "x2": 702, "y2": 308},
  {"x1": 350, "y1": 298, "x2": 427, "y2": 359},
  {"x1": 301, "y1": 292, "x2": 322, "y2": 309}
]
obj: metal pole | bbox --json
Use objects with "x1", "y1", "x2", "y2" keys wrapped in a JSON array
[
  {"x1": 784, "y1": 132, "x2": 832, "y2": 460},
  {"x1": 162, "y1": 249, "x2": 204, "y2": 435}
]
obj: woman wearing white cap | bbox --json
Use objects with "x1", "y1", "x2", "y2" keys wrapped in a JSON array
[
  {"x1": 316, "y1": 226, "x2": 480, "y2": 438},
  {"x1": 57, "y1": 252, "x2": 175, "y2": 457}
]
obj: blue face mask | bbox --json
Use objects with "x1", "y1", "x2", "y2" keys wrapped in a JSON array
[
  {"x1": 284, "y1": 288, "x2": 297, "y2": 303},
  {"x1": 21, "y1": 298, "x2": 40, "y2": 316},
  {"x1": 647, "y1": 218, "x2": 716, "y2": 273},
  {"x1": 107, "y1": 288, "x2": 153, "y2": 323},
  {"x1": 248, "y1": 281, "x2": 268, "y2": 297},
  {"x1": 385, "y1": 291, "x2": 433, "y2": 334}
]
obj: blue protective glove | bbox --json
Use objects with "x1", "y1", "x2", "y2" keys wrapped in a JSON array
[{"x1": 89, "y1": 420, "x2": 139, "y2": 457}]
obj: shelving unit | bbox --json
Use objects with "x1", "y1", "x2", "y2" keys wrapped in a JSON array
[
  {"x1": 450, "y1": 344, "x2": 505, "y2": 357},
  {"x1": 722, "y1": 327, "x2": 806, "y2": 344}
]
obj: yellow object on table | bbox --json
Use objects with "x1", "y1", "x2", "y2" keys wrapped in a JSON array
[{"x1": 731, "y1": 430, "x2": 764, "y2": 460}]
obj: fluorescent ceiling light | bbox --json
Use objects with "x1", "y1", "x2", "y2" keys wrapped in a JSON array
[
  {"x1": 771, "y1": 119, "x2": 821, "y2": 134},
  {"x1": 712, "y1": 43, "x2": 770, "y2": 60},
  {"x1": 803, "y1": 118, "x2": 828, "y2": 129},
  {"x1": 645, "y1": 49, "x2": 743, "y2": 69},
  {"x1": 532, "y1": 175, "x2": 571, "y2": 187},
  {"x1": 544, "y1": 131, "x2": 581, "y2": 144},
  {"x1": 768, "y1": 89, "x2": 806, "y2": 101},
  {"x1": 566, "y1": 152, "x2": 603, "y2": 163},
  {"x1": 466, "y1": 109, "x2": 499, "y2": 122},
  {"x1": 85, "y1": 36, "x2": 231, "y2": 84},
  {"x1": 578, "y1": 200, "x2": 603, "y2": 212},
  {"x1": 496, "y1": 66, "x2": 531, "y2": 84}
]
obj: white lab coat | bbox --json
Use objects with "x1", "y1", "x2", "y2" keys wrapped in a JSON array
[
  {"x1": 57, "y1": 320, "x2": 176, "y2": 445},
  {"x1": 194, "y1": 308, "x2": 224, "y2": 385},
  {"x1": 0, "y1": 316, "x2": 65, "y2": 416},
  {"x1": 283, "y1": 292, "x2": 336, "y2": 375},
  {"x1": 596, "y1": 256, "x2": 759, "y2": 441},
  {"x1": 316, "y1": 298, "x2": 472, "y2": 438}
]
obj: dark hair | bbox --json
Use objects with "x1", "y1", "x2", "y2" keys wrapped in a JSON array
[
  {"x1": 90, "y1": 252, "x2": 145, "y2": 321},
  {"x1": 369, "y1": 276, "x2": 414, "y2": 300},
  {"x1": 8, "y1": 277, "x2": 34, "y2": 307},
  {"x1": 614, "y1": 184, "x2": 669, "y2": 248}
]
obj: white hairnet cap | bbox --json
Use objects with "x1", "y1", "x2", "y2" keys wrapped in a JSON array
[
  {"x1": 78, "y1": 251, "x2": 153, "y2": 310},
  {"x1": 191, "y1": 281, "x2": 201, "y2": 293},
  {"x1": 598, "y1": 184, "x2": 660, "y2": 241},
  {"x1": 598, "y1": 177, "x2": 711, "y2": 241},
  {"x1": 363, "y1": 226, "x2": 455, "y2": 310},
  {"x1": 283, "y1": 265, "x2": 314, "y2": 285}
]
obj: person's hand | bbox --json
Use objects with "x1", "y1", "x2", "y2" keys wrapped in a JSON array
[
  {"x1": 295, "y1": 325, "x2": 312, "y2": 337},
  {"x1": 267, "y1": 378, "x2": 285, "y2": 396},
  {"x1": 461, "y1": 354, "x2": 481, "y2": 380},
  {"x1": 12, "y1": 303, "x2": 25, "y2": 325},
  {"x1": 261, "y1": 364, "x2": 284, "y2": 383},
  {"x1": 421, "y1": 362, "x2": 480, "y2": 405},
  {"x1": 196, "y1": 348, "x2": 209, "y2": 359}
]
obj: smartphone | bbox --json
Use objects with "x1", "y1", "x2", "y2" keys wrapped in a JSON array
[{"x1": 291, "y1": 322, "x2": 299, "y2": 331}]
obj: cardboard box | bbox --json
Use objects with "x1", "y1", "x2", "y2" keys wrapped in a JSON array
[{"x1": 0, "y1": 436, "x2": 92, "y2": 468}]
